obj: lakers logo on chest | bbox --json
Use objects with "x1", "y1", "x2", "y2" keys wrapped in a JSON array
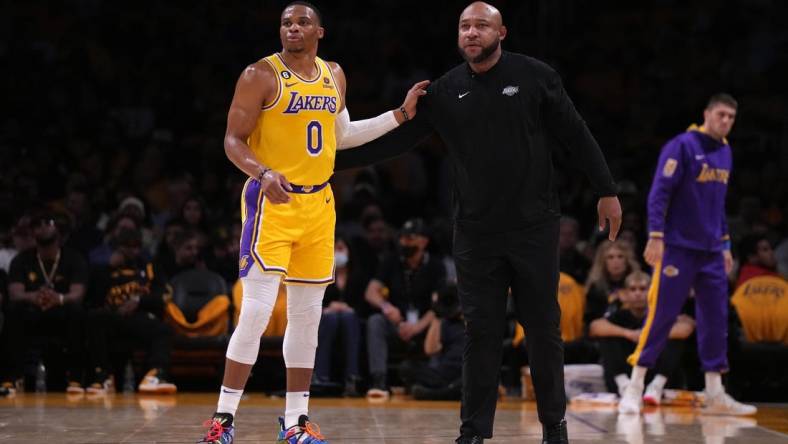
[{"x1": 283, "y1": 92, "x2": 338, "y2": 114}]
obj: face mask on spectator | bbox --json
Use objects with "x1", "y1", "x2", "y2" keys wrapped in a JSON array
[{"x1": 335, "y1": 251, "x2": 349, "y2": 268}]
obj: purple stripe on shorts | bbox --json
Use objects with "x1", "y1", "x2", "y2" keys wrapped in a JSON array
[{"x1": 238, "y1": 179, "x2": 261, "y2": 278}]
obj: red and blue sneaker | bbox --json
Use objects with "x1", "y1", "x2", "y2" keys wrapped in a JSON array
[
  {"x1": 277, "y1": 415, "x2": 328, "y2": 443},
  {"x1": 198, "y1": 412, "x2": 235, "y2": 444}
]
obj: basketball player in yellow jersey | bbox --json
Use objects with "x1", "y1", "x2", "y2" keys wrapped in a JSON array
[{"x1": 197, "y1": 2, "x2": 429, "y2": 443}]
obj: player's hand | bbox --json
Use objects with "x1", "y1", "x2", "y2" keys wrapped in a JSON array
[
  {"x1": 626, "y1": 329, "x2": 642, "y2": 343},
  {"x1": 260, "y1": 169, "x2": 292, "y2": 204},
  {"x1": 399, "y1": 80, "x2": 430, "y2": 122},
  {"x1": 644, "y1": 237, "x2": 665, "y2": 267},
  {"x1": 723, "y1": 249, "x2": 733, "y2": 275},
  {"x1": 597, "y1": 196, "x2": 622, "y2": 241}
]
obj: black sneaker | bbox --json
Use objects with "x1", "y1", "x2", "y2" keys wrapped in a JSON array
[
  {"x1": 455, "y1": 435, "x2": 484, "y2": 444},
  {"x1": 542, "y1": 418, "x2": 568, "y2": 444},
  {"x1": 343, "y1": 375, "x2": 362, "y2": 398},
  {"x1": 412, "y1": 383, "x2": 462, "y2": 401}
]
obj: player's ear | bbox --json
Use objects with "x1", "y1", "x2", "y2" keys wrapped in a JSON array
[
  {"x1": 499, "y1": 25, "x2": 507, "y2": 41},
  {"x1": 317, "y1": 26, "x2": 325, "y2": 39}
]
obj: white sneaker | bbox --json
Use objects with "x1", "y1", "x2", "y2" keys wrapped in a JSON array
[
  {"x1": 618, "y1": 383, "x2": 643, "y2": 414},
  {"x1": 66, "y1": 381, "x2": 85, "y2": 395},
  {"x1": 138, "y1": 369, "x2": 177, "y2": 394},
  {"x1": 643, "y1": 382, "x2": 663, "y2": 406},
  {"x1": 86, "y1": 377, "x2": 115, "y2": 395},
  {"x1": 366, "y1": 387, "x2": 390, "y2": 400},
  {"x1": 702, "y1": 391, "x2": 757, "y2": 416}
]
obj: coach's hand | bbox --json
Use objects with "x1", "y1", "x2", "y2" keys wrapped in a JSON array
[
  {"x1": 597, "y1": 196, "x2": 622, "y2": 241},
  {"x1": 644, "y1": 238, "x2": 665, "y2": 267},
  {"x1": 398, "y1": 80, "x2": 430, "y2": 123},
  {"x1": 260, "y1": 169, "x2": 292, "y2": 204},
  {"x1": 723, "y1": 249, "x2": 733, "y2": 275}
]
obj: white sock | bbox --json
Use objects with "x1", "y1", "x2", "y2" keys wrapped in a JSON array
[
  {"x1": 648, "y1": 374, "x2": 667, "y2": 392},
  {"x1": 615, "y1": 374, "x2": 630, "y2": 396},
  {"x1": 705, "y1": 372, "x2": 723, "y2": 396},
  {"x1": 217, "y1": 385, "x2": 244, "y2": 417},
  {"x1": 630, "y1": 366, "x2": 647, "y2": 388},
  {"x1": 285, "y1": 391, "x2": 310, "y2": 429}
]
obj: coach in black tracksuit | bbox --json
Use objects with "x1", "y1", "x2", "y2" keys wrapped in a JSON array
[{"x1": 336, "y1": 4, "x2": 621, "y2": 443}]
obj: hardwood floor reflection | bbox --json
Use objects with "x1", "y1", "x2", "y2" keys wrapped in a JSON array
[{"x1": 0, "y1": 393, "x2": 786, "y2": 443}]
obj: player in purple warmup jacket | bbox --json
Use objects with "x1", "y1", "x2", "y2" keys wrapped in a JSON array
[{"x1": 618, "y1": 93, "x2": 757, "y2": 416}]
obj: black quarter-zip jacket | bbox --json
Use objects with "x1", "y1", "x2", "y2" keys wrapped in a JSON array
[{"x1": 336, "y1": 51, "x2": 617, "y2": 234}]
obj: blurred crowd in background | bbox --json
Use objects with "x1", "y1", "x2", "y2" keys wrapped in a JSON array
[{"x1": 1, "y1": 0, "x2": 786, "y2": 400}]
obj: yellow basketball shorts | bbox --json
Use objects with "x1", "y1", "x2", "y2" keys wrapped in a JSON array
[{"x1": 238, "y1": 178, "x2": 335, "y2": 285}]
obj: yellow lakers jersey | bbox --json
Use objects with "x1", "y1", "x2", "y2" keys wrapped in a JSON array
[
  {"x1": 731, "y1": 276, "x2": 788, "y2": 344},
  {"x1": 248, "y1": 53, "x2": 341, "y2": 185},
  {"x1": 512, "y1": 273, "x2": 586, "y2": 346}
]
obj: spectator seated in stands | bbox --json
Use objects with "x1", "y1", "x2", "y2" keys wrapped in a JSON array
[
  {"x1": 313, "y1": 237, "x2": 364, "y2": 397},
  {"x1": 86, "y1": 228, "x2": 176, "y2": 394},
  {"x1": 735, "y1": 234, "x2": 779, "y2": 288},
  {"x1": 589, "y1": 271, "x2": 695, "y2": 404},
  {"x1": 88, "y1": 211, "x2": 142, "y2": 266},
  {"x1": 1, "y1": 211, "x2": 88, "y2": 394},
  {"x1": 584, "y1": 240, "x2": 641, "y2": 332},
  {"x1": 154, "y1": 224, "x2": 194, "y2": 281},
  {"x1": 157, "y1": 229, "x2": 231, "y2": 339},
  {"x1": 364, "y1": 218, "x2": 446, "y2": 399},
  {"x1": 164, "y1": 263, "x2": 230, "y2": 339},
  {"x1": 399, "y1": 284, "x2": 465, "y2": 400}
]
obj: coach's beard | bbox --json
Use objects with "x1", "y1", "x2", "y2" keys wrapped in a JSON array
[{"x1": 459, "y1": 38, "x2": 499, "y2": 64}]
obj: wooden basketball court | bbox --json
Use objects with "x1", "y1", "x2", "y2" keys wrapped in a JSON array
[{"x1": 1, "y1": 393, "x2": 787, "y2": 443}]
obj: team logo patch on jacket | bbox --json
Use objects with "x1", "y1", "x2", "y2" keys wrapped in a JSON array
[
  {"x1": 663, "y1": 158, "x2": 678, "y2": 177},
  {"x1": 663, "y1": 265, "x2": 680, "y2": 277},
  {"x1": 502, "y1": 86, "x2": 519, "y2": 96}
]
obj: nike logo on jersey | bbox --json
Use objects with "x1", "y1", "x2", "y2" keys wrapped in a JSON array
[
  {"x1": 285, "y1": 82, "x2": 299, "y2": 88},
  {"x1": 458, "y1": 91, "x2": 470, "y2": 99},
  {"x1": 326, "y1": 196, "x2": 331, "y2": 204}
]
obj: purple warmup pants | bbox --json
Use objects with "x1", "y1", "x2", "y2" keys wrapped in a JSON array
[{"x1": 628, "y1": 244, "x2": 729, "y2": 372}]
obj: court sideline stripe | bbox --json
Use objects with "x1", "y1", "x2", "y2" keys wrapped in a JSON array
[
  {"x1": 566, "y1": 412, "x2": 608, "y2": 434},
  {"x1": 756, "y1": 425, "x2": 788, "y2": 439}
]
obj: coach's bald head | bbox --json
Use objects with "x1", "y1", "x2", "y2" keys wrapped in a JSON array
[{"x1": 458, "y1": 2, "x2": 506, "y2": 65}]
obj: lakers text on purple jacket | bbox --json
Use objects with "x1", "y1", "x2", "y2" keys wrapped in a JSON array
[{"x1": 647, "y1": 125, "x2": 731, "y2": 252}]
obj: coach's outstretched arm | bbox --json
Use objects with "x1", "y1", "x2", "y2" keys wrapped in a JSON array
[{"x1": 542, "y1": 68, "x2": 622, "y2": 240}]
